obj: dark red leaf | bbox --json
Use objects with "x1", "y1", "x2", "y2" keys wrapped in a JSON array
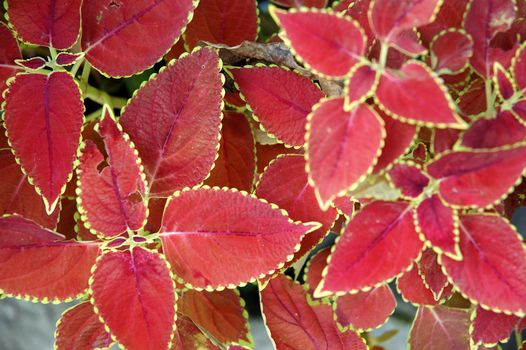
[
  {"x1": 272, "y1": 0, "x2": 328, "y2": 8},
  {"x1": 472, "y1": 306, "x2": 520, "y2": 345},
  {"x1": 494, "y1": 63, "x2": 515, "y2": 100},
  {"x1": 419, "y1": 0, "x2": 470, "y2": 45},
  {"x1": 255, "y1": 143, "x2": 302, "y2": 173},
  {"x1": 55, "y1": 52, "x2": 82, "y2": 66},
  {"x1": 387, "y1": 162, "x2": 429, "y2": 198},
  {"x1": 461, "y1": 110, "x2": 526, "y2": 148},
  {"x1": 457, "y1": 79, "x2": 487, "y2": 117},
  {"x1": 432, "y1": 128, "x2": 461, "y2": 154},
  {"x1": 15, "y1": 57, "x2": 46, "y2": 70},
  {"x1": 513, "y1": 42, "x2": 526, "y2": 91},
  {"x1": 397, "y1": 262, "x2": 441, "y2": 305},
  {"x1": 304, "y1": 248, "x2": 330, "y2": 295},
  {"x1": 344, "y1": 63, "x2": 378, "y2": 110},
  {"x1": 418, "y1": 249, "x2": 450, "y2": 300},
  {"x1": 0, "y1": 23, "x2": 21, "y2": 107},
  {"x1": 430, "y1": 29, "x2": 473, "y2": 74}
]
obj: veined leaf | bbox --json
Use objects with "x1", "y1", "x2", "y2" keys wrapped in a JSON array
[
  {"x1": 472, "y1": 306, "x2": 520, "y2": 345},
  {"x1": 0, "y1": 23, "x2": 21, "y2": 107}
]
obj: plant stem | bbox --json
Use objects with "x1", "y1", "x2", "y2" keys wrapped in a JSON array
[
  {"x1": 484, "y1": 78, "x2": 495, "y2": 116},
  {"x1": 70, "y1": 57, "x2": 85, "y2": 77},
  {"x1": 80, "y1": 62, "x2": 91, "y2": 95},
  {"x1": 516, "y1": 327, "x2": 523, "y2": 350},
  {"x1": 84, "y1": 84, "x2": 127, "y2": 109},
  {"x1": 378, "y1": 41, "x2": 389, "y2": 72},
  {"x1": 84, "y1": 108, "x2": 103, "y2": 124},
  {"x1": 49, "y1": 47, "x2": 58, "y2": 60}
]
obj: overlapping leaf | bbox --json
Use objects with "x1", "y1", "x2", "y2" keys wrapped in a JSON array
[
  {"x1": 430, "y1": 29, "x2": 473, "y2": 74},
  {"x1": 461, "y1": 110, "x2": 526, "y2": 148},
  {"x1": 472, "y1": 306, "x2": 520, "y2": 345},
  {"x1": 387, "y1": 162, "x2": 429, "y2": 198},
  {"x1": 0, "y1": 23, "x2": 20, "y2": 107}
]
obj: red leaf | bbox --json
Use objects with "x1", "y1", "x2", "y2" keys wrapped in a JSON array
[
  {"x1": 513, "y1": 100, "x2": 526, "y2": 124},
  {"x1": 344, "y1": 63, "x2": 379, "y2": 110},
  {"x1": 178, "y1": 289, "x2": 251, "y2": 346},
  {"x1": 0, "y1": 23, "x2": 21, "y2": 107},
  {"x1": 418, "y1": 249, "x2": 450, "y2": 300},
  {"x1": 0, "y1": 216, "x2": 100, "y2": 301},
  {"x1": 78, "y1": 112, "x2": 147, "y2": 238},
  {"x1": 334, "y1": 285, "x2": 396, "y2": 331},
  {"x1": 81, "y1": 0, "x2": 195, "y2": 76},
  {"x1": 441, "y1": 214, "x2": 526, "y2": 315},
  {"x1": 332, "y1": 196, "x2": 355, "y2": 218},
  {"x1": 256, "y1": 143, "x2": 302, "y2": 173},
  {"x1": 90, "y1": 247, "x2": 176, "y2": 350},
  {"x1": 419, "y1": 0, "x2": 470, "y2": 45},
  {"x1": 513, "y1": 43, "x2": 526, "y2": 91},
  {"x1": 387, "y1": 162, "x2": 429, "y2": 198},
  {"x1": 271, "y1": 8, "x2": 366, "y2": 77},
  {"x1": 432, "y1": 128, "x2": 461, "y2": 154},
  {"x1": 160, "y1": 187, "x2": 319, "y2": 289},
  {"x1": 306, "y1": 99, "x2": 385, "y2": 209},
  {"x1": 457, "y1": 79, "x2": 487, "y2": 116},
  {"x1": 472, "y1": 306, "x2": 520, "y2": 345},
  {"x1": 415, "y1": 194, "x2": 460, "y2": 258},
  {"x1": 409, "y1": 306, "x2": 471, "y2": 350},
  {"x1": 494, "y1": 63, "x2": 515, "y2": 100},
  {"x1": 255, "y1": 155, "x2": 338, "y2": 266},
  {"x1": 272, "y1": 0, "x2": 327, "y2": 8},
  {"x1": 320, "y1": 201, "x2": 423, "y2": 295},
  {"x1": 343, "y1": 0, "x2": 373, "y2": 45},
  {"x1": 15, "y1": 57, "x2": 47, "y2": 70},
  {"x1": 461, "y1": 110, "x2": 526, "y2": 149},
  {"x1": 184, "y1": 0, "x2": 258, "y2": 49},
  {"x1": 0, "y1": 150, "x2": 59, "y2": 229},
  {"x1": 369, "y1": 0, "x2": 442, "y2": 43},
  {"x1": 304, "y1": 248, "x2": 330, "y2": 295},
  {"x1": 261, "y1": 274, "x2": 366, "y2": 350},
  {"x1": 173, "y1": 314, "x2": 220, "y2": 350},
  {"x1": 6, "y1": 0, "x2": 81, "y2": 49},
  {"x1": 55, "y1": 52, "x2": 83, "y2": 67},
  {"x1": 205, "y1": 112, "x2": 256, "y2": 191},
  {"x1": 55, "y1": 302, "x2": 112, "y2": 350},
  {"x1": 3, "y1": 72, "x2": 83, "y2": 213},
  {"x1": 229, "y1": 66, "x2": 323, "y2": 147},
  {"x1": 430, "y1": 29, "x2": 473, "y2": 74},
  {"x1": 389, "y1": 29, "x2": 427, "y2": 56},
  {"x1": 375, "y1": 61, "x2": 464, "y2": 127},
  {"x1": 426, "y1": 146, "x2": 526, "y2": 208},
  {"x1": 120, "y1": 48, "x2": 223, "y2": 196},
  {"x1": 397, "y1": 263, "x2": 440, "y2": 305}
]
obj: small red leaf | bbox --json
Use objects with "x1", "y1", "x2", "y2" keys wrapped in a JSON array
[
  {"x1": 472, "y1": 306, "x2": 520, "y2": 345},
  {"x1": 441, "y1": 214, "x2": 526, "y2": 315},
  {"x1": 81, "y1": 0, "x2": 195, "y2": 76},
  {"x1": 458, "y1": 79, "x2": 487, "y2": 116},
  {"x1": 55, "y1": 52, "x2": 83, "y2": 67},
  {"x1": 375, "y1": 61, "x2": 464, "y2": 127},
  {"x1": 415, "y1": 194, "x2": 460, "y2": 258},
  {"x1": 272, "y1": 8, "x2": 366, "y2": 77},
  {"x1": 334, "y1": 285, "x2": 396, "y2": 331},
  {"x1": 160, "y1": 187, "x2": 319, "y2": 289},
  {"x1": 387, "y1": 162, "x2": 429, "y2": 198},
  {"x1": 4, "y1": 72, "x2": 83, "y2": 213},
  {"x1": 426, "y1": 146, "x2": 526, "y2": 208},
  {"x1": 261, "y1": 274, "x2": 366, "y2": 350},
  {"x1": 55, "y1": 302, "x2": 112, "y2": 350},
  {"x1": 15, "y1": 57, "x2": 47, "y2": 70},
  {"x1": 256, "y1": 143, "x2": 302, "y2": 173},
  {"x1": 6, "y1": 0, "x2": 81, "y2": 49},
  {"x1": 397, "y1": 263, "x2": 440, "y2": 305},
  {"x1": 184, "y1": 0, "x2": 258, "y2": 49},
  {"x1": 432, "y1": 128, "x2": 461, "y2": 154},
  {"x1": 461, "y1": 110, "x2": 526, "y2": 148},
  {"x1": 494, "y1": 63, "x2": 515, "y2": 100},
  {"x1": 430, "y1": 29, "x2": 473, "y2": 74},
  {"x1": 90, "y1": 247, "x2": 176, "y2": 350},
  {"x1": 390, "y1": 29, "x2": 427, "y2": 56},
  {"x1": 304, "y1": 248, "x2": 330, "y2": 295},
  {"x1": 418, "y1": 0, "x2": 470, "y2": 45},
  {"x1": 306, "y1": 99, "x2": 385, "y2": 209},
  {"x1": 409, "y1": 306, "x2": 471, "y2": 350},
  {"x1": 0, "y1": 23, "x2": 21, "y2": 107},
  {"x1": 120, "y1": 48, "x2": 223, "y2": 196},
  {"x1": 418, "y1": 249, "x2": 450, "y2": 300},
  {"x1": 78, "y1": 112, "x2": 147, "y2": 238},
  {"x1": 272, "y1": 0, "x2": 328, "y2": 8},
  {"x1": 320, "y1": 201, "x2": 423, "y2": 295},
  {"x1": 0, "y1": 216, "x2": 100, "y2": 301},
  {"x1": 344, "y1": 63, "x2": 378, "y2": 110},
  {"x1": 178, "y1": 289, "x2": 251, "y2": 346}
]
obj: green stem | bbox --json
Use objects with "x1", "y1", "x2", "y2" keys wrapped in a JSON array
[
  {"x1": 49, "y1": 47, "x2": 58, "y2": 60},
  {"x1": 84, "y1": 108, "x2": 103, "y2": 124},
  {"x1": 84, "y1": 85, "x2": 127, "y2": 109},
  {"x1": 70, "y1": 57, "x2": 85, "y2": 77},
  {"x1": 80, "y1": 62, "x2": 91, "y2": 95},
  {"x1": 484, "y1": 78, "x2": 495, "y2": 116},
  {"x1": 516, "y1": 327, "x2": 523, "y2": 350},
  {"x1": 378, "y1": 41, "x2": 389, "y2": 72}
]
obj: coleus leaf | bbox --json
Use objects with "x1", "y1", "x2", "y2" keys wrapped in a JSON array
[
  {"x1": 344, "y1": 63, "x2": 379, "y2": 111},
  {"x1": 389, "y1": 29, "x2": 427, "y2": 57},
  {"x1": 5, "y1": 0, "x2": 82, "y2": 49},
  {"x1": 260, "y1": 274, "x2": 367, "y2": 349},
  {"x1": 183, "y1": 0, "x2": 258, "y2": 49},
  {"x1": 120, "y1": 48, "x2": 223, "y2": 196},
  {"x1": 255, "y1": 155, "x2": 338, "y2": 266},
  {"x1": 3, "y1": 72, "x2": 83, "y2": 213},
  {"x1": 319, "y1": 201, "x2": 423, "y2": 295},
  {"x1": 0, "y1": 23, "x2": 21, "y2": 107},
  {"x1": 513, "y1": 42, "x2": 526, "y2": 92},
  {"x1": 334, "y1": 284, "x2": 397, "y2": 331},
  {"x1": 0, "y1": 215, "x2": 100, "y2": 301},
  {"x1": 90, "y1": 247, "x2": 176, "y2": 350},
  {"x1": 54, "y1": 302, "x2": 112, "y2": 350},
  {"x1": 457, "y1": 79, "x2": 487, "y2": 117},
  {"x1": 15, "y1": 57, "x2": 47, "y2": 70},
  {"x1": 432, "y1": 128, "x2": 461, "y2": 154},
  {"x1": 159, "y1": 187, "x2": 319, "y2": 289},
  {"x1": 342, "y1": 0, "x2": 373, "y2": 45},
  {"x1": 494, "y1": 63, "x2": 515, "y2": 100},
  {"x1": 55, "y1": 52, "x2": 83, "y2": 67},
  {"x1": 173, "y1": 313, "x2": 220, "y2": 350},
  {"x1": 472, "y1": 306, "x2": 520, "y2": 346},
  {"x1": 418, "y1": 249, "x2": 450, "y2": 301},
  {"x1": 256, "y1": 143, "x2": 302, "y2": 173},
  {"x1": 229, "y1": 65, "x2": 324, "y2": 147},
  {"x1": 272, "y1": 0, "x2": 328, "y2": 8},
  {"x1": 441, "y1": 214, "x2": 526, "y2": 315},
  {"x1": 387, "y1": 162, "x2": 429, "y2": 198},
  {"x1": 271, "y1": 8, "x2": 366, "y2": 77},
  {"x1": 418, "y1": 0, "x2": 470, "y2": 45},
  {"x1": 306, "y1": 98, "x2": 385, "y2": 209},
  {"x1": 409, "y1": 306, "x2": 471, "y2": 350},
  {"x1": 304, "y1": 248, "x2": 330, "y2": 295},
  {"x1": 397, "y1": 262, "x2": 442, "y2": 305},
  {"x1": 205, "y1": 111, "x2": 256, "y2": 191},
  {"x1": 430, "y1": 29, "x2": 473, "y2": 74},
  {"x1": 77, "y1": 111, "x2": 147, "y2": 238},
  {"x1": 426, "y1": 145, "x2": 526, "y2": 208},
  {"x1": 375, "y1": 61, "x2": 465, "y2": 127},
  {"x1": 81, "y1": 0, "x2": 195, "y2": 77},
  {"x1": 178, "y1": 289, "x2": 251, "y2": 347}
]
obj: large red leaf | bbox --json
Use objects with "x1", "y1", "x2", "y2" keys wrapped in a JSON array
[
  {"x1": 409, "y1": 306, "x2": 471, "y2": 350},
  {"x1": 229, "y1": 66, "x2": 323, "y2": 147},
  {"x1": 77, "y1": 112, "x2": 147, "y2": 238},
  {"x1": 260, "y1": 274, "x2": 366, "y2": 350},
  {"x1": 472, "y1": 306, "x2": 520, "y2": 345},
  {"x1": 6, "y1": 0, "x2": 81, "y2": 49},
  {"x1": 205, "y1": 112, "x2": 256, "y2": 191},
  {"x1": 271, "y1": 8, "x2": 366, "y2": 77},
  {"x1": 0, "y1": 23, "x2": 21, "y2": 107},
  {"x1": 255, "y1": 155, "x2": 338, "y2": 266},
  {"x1": 441, "y1": 214, "x2": 526, "y2": 315},
  {"x1": 120, "y1": 48, "x2": 223, "y2": 196},
  {"x1": 160, "y1": 187, "x2": 319, "y2": 289},
  {"x1": 430, "y1": 29, "x2": 473, "y2": 74},
  {"x1": 272, "y1": 0, "x2": 327, "y2": 8},
  {"x1": 90, "y1": 247, "x2": 176, "y2": 350},
  {"x1": 54, "y1": 302, "x2": 112, "y2": 350},
  {"x1": 3, "y1": 72, "x2": 83, "y2": 213},
  {"x1": 178, "y1": 289, "x2": 251, "y2": 347},
  {"x1": 81, "y1": 0, "x2": 195, "y2": 76},
  {"x1": 0, "y1": 150, "x2": 59, "y2": 228},
  {"x1": 334, "y1": 285, "x2": 396, "y2": 331},
  {"x1": 0, "y1": 216, "x2": 100, "y2": 301},
  {"x1": 320, "y1": 201, "x2": 423, "y2": 295},
  {"x1": 426, "y1": 146, "x2": 526, "y2": 208},
  {"x1": 306, "y1": 98, "x2": 385, "y2": 209},
  {"x1": 461, "y1": 110, "x2": 526, "y2": 149},
  {"x1": 184, "y1": 0, "x2": 258, "y2": 49},
  {"x1": 375, "y1": 61, "x2": 464, "y2": 127}
]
